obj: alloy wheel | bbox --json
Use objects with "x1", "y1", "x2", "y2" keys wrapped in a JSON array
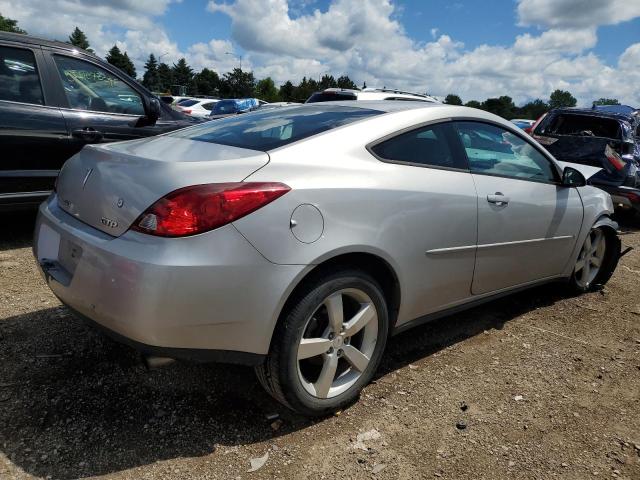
[
  {"x1": 296, "y1": 288, "x2": 378, "y2": 399},
  {"x1": 575, "y1": 228, "x2": 606, "y2": 289}
]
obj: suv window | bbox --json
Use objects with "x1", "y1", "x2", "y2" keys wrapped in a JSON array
[
  {"x1": 0, "y1": 46, "x2": 44, "y2": 105},
  {"x1": 370, "y1": 123, "x2": 462, "y2": 169},
  {"x1": 306, "y1": 92, "x2": 357, "y2": 103},
  {"x1": 53, "y1": 55, "x2": 144, "y2": 115},
  {"x1": 454, "y1": 121, "x2": 557, "y2": 182}
]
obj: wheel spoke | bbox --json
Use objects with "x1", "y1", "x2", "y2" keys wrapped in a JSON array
[
  {"x1": 590, "y1": 231, "x2": 603, "y2": 255},
  {"x1": 575, "y1": 258, "x2": 585, "y2": 272},
  {"x1": 342, "y1": 345, "x2": 370, "y2": 372},
  {"x1": 584, "y1": 233, "x2": 592, "y2": 253},
  {"x1": 324, "y1": 293, "x2": 344, "y2": 333},
  {"x1": 344, "y1": 304, "x2": 376, "y2": 337},
  {"x1": 313, "y1": 354, "x2": 338, "y2": 398},
  {"x1": 590, "y1": 255, "x2": 601, "y2": 267},
  {"x1": 581, "y1": 261, "x2": 591, "y2": 283},
  {"x1": 298, "y1": 338, "x2": 332, "y2": 360}
]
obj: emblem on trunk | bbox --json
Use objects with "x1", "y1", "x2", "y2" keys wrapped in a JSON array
[
  {"x1": 82, "y1": 168, "x2": 93, "y2": 189},
  {"x1": 101, "y1": 217, "x2": 118, "y2": 228},
  {"x1": 117, "y1": 198, "x2": 124, "y2": 208}
]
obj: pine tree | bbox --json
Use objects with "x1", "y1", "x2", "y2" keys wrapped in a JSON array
[
  {"x1": 336, "y1": 75, "x2": 357, "y2": 89},
  {"x1": 106, "y1": 45, "x2": 136, "y2": 78},
  {"x1": 157, "y1": 63, "x2": 173, "y2": 92},
  {"x1": 171, "y1": 58, "x2": 194, "y2": 89},
  {"x1": 142, "y1": 54, "x2": 160, "y2": 91},
  {"x1": 68, "y1": 27, "x2": 93, "y2": 52},
  {"x1": 192, "y1": 68, "x2": 220, "y2": 96}
]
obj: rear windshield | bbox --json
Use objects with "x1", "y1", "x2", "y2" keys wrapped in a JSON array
[
  {"x1": 306, "y1": 92, "x2": 357, "y2": 103},
  {"x1": 178, "y1": 99, "x2": 199, "y2": 107},
  {"x1": 169, "y1": 105, "x2": 382, "y2": 150},
  {"x1": 538, "y1": 113, "x2": 621, "y2": 139}
]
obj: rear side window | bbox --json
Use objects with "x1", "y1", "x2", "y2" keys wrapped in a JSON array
[
  {"x1": 169, "y1": 105, "x2": 382, "y2": 150},
  {"x1": 306, "y1": 92, "x2": 357, "y2": 103},
  {"x1": 178, "y1": 99, "x2": 199, "y2": 107},
  {"x1": 53, "y1": 55, "x2": 144, "y2": 115},
  {"x1": 370, "y1": 123, "x2": 463, "y2": 169},
  {"x1": 0, "y1": 46, "x2": 44, "y2": 105},
  {"x1": 538, "y1": 113, "x2": 621, "y2": 139},
  {"x1": 202, "y1": 102, "x2": 215, "y2": 111}
]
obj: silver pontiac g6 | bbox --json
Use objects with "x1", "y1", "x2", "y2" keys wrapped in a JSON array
[{"x1": 34, "y1": 102, "x2": 620, "y2": 416}]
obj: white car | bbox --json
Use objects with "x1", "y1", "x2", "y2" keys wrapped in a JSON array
[
  {"x1": 307, "y1": 87, "x2": 439, "y2": 103},
  {"x1": 176, "y1": 98, "x2": 219, "y2": 118}
]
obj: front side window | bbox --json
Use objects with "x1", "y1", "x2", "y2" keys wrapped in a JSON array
[
  {"x1": 53, "y1": 56, "x2": 144, "y2": 115},
  {"x1": 0, "y1": 46, "x2": 44, "y2": 105},
  {"x1": 370, "y1": 123, "x2": 462, "y2": 169},
  {"x1": 454, "y1": 121, "x2": 557, "y2": 182}
]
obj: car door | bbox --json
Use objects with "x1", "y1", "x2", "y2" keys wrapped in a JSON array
[
  {"x1": 0, "y1": 43, "x2": 68, "y2": 203},
  {"x1": 368, "y1": 122, "x2": 478, "y2": 319},
  {"x1": 43, "y1": 51, "x2": 163, "y2": 156},
  {"x1": 452, "y1": 121, "x2": 583, "y2": 295}
]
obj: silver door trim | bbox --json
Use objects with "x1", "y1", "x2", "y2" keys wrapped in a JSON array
[{"x1": 425, "y1": 235, "x2": 574, "y2": 255}]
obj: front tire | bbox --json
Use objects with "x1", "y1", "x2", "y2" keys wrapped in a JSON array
[
  {"x1": 256, "y1": 268, "x2": 389, "y2": 417},
  {"x1": 569, "y1": 224, "x2": 620, "y2": 293}
]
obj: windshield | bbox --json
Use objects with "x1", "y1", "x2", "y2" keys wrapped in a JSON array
[{"x1": 170, "y1": 105, "x2": 382, "y2": 151}]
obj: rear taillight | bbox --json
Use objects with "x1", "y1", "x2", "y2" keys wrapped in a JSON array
[
  {"x1": 622, "y1": 191, "x2": 640, "y2": 203},
  {"x1": 182, "y1": 109, "x2": 192, "y2": 114},
  {"x1": 605, "y1": 145, "x2": 626, "y2": 171},
  {"x1": 131, "y1": 182, "x2": 291, "y2": 237}
]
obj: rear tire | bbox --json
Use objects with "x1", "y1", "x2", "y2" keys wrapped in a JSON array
[
  {"x1": 568, "y1": 224, "x2": 620, "y2": 293},
  {"x1": 256, "y1": 268, "x2": 389, "y2": 417}
]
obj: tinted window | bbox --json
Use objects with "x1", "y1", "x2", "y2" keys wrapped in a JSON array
[
  {"x1": 0, "y1": 47, "x2": 44, "y2": 105},
  {"x1": 371, "y1": 123, "x2": 462, "y2": 169},
  {"x1": 202, "y1": 102, "x2": 215, "y2": 111},
  {"x1": 170, "y1": 105, "x2": 382, "y2": 150},
  {"x1": 306, "y1": 92, "x2": 357, "y2": 103},
  {"x1": 178, "y1": 99, "x2": 199, "y2": 107},
  {"x1": 455, "y1": 121, "x2": 557, "y2": 182},
  {"x1": 53, "y1": 56, "x2": 144, "y2": 115}
]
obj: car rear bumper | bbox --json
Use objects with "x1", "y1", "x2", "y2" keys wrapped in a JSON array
[
  {"x1": 598, "y1": 185, "x2": 640, "y2": 213},
  {"x1": 33, "y1": 196, "x2": 308, "y2": 361}
]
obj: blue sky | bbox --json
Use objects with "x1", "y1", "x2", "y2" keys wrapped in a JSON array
[{"x1": 2, "y1": 0, "x2": 640, "y2": 105}]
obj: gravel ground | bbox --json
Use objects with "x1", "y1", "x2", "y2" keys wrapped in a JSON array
[{"x1": 0, "y1": 211, "x2": 639, "y2": 480}]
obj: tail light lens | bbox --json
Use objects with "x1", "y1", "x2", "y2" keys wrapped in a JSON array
[
  {"x1": 182, "y1": 109, "x2": 192, "y2": 114},
  {"x1": 131, "y1": 182, "x2": 290, "y2": 237},
  {"x1": 605, "y1": 145, "x2": 626, "y2": 171}
]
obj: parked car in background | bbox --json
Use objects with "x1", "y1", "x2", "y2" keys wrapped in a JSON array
[
  {"x1": 208, "y1": 98, "x2": 260, "y2": 119},
  {"x1": 175, "y1": 98, "x2": 219, "y2": 118},
  {"x1": 35, "y1": 101, "x2": 620, "y2": 416},
  {"x1": 306, "y1": 87, "x2": 439, "y2": 103},
  {"x1": 0, "y1": 32, "x2": 199, "y2": 211},
  {"x1": 532, "y1": 107, "x2": 640, "y2": 216},
  {"x1": 511, "y1": 118, "x2": 535, "y2": 130}
]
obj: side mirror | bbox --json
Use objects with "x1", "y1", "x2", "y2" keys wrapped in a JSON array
[
  {"x1": 562, "y1": 166, "x2": 587, "y2": 187},
  {"x1": 145, "y1": 97, "x2": 161, "y2": 125}
]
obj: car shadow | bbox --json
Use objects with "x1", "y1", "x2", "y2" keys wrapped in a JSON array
[
  {"x1": 0, "y1": 283, "x2": 570, "y2": 479},
  {"x1": 0, "y1": 210, "x2": 38, "y2": 251}
]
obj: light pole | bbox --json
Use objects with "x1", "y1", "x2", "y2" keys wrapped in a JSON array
[
  {"x1": 225, "y1": 51, "x2": 242, "y2": 70},
  {"x1": 158, "y1": 51, "x2": 169, "y2": 64}
]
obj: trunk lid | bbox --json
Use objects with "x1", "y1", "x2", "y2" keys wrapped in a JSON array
[{"x1": 56, "y1": 136, "x2": 269, "y2": 236}]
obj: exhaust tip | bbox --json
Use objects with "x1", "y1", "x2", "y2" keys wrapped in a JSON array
[{"x1": 143, "y1": 355, "x2": 176, "y2": 369}]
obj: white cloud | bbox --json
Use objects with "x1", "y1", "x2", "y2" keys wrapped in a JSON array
[{"x1": 517, "y1": 0, "x2": 640, "y2": 29}]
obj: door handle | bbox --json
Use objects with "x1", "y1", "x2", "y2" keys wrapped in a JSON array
[
  {"x1": 487, "y1": 193, "x2": 510, "y2": 206},
  {"x1": 72, "y1": 127, "x2": 104, "y2": 143}
]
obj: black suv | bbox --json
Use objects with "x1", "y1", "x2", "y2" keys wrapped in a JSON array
[
  {"x1": 0, "y1": 32, "x2": 199, "y2": 210},
  {"x1": 532, "y1": 107, "x2": 640, "y2": 216}
]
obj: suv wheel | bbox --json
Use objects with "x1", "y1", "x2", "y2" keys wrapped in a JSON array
[{"x1": 256, "y1": 268, "x2": 389, "y2": 416}]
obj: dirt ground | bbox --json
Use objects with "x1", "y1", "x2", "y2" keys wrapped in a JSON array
[{"x1": 0, "y1": 211, "x2": 638, "y2": 480}]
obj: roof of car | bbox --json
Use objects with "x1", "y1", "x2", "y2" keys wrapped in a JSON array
[
  {"x1": 0, "y1": 32, "x2": 98, "y2": 58},
  {"x1": 549, "y1": 107, "x2": 637, "y2": 122},
  {"x1": 306, "y1": 100, "x2": 445, "y2": 113}
]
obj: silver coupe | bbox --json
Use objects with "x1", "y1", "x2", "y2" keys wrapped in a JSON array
[{"x1": 34, "y1": 101, "x2": 620, "y2": 416}]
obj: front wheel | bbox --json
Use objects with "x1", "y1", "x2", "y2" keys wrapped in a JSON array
[
  {"x1": 569, "y1": 225, "x2": 619, "y2": 293},
  {"x1": 256, "y1": 269, "x2": 389, "y2": 416}
]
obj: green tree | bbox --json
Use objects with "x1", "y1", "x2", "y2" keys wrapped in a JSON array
[
  {"x1": 106, "y1": 45, "x2": 136, "y2": 78},
  {"x1": 171, "y1": 58, "x2": 194, "y2": 90},
  {"x1": 279, "y1": 80, "x2": 295, "y2": 102},
  {"x1": 549, "y1": 89, "x2": 577, "y2": 109},
  {"x1": 68, "y1": 27, "x2": 93, "y2": 52},
  {"x1": 482, "y1": 96, "x2": 516, "y2": 119},
  {"x1": 220, "y1": 68, "x2": 256, "y2": 98},
  {"x1": 255, "y1": 77, "x2": 280, "y2": 102},
  {"x1": 0, "y1": 13, "x2": 26, "y2": 33},
  {"x1": 517, "y1": 99, "x2": 548, "y2": 120},
  {"x1": 319, "y1": 74, "x2": 337, "y2": 90},
  {"x1": 336, "y1": 75, "x2": 357, "y2": 89},
  {"x1": 294, "y1": 76, "x2": 319, "y2": 102},
  {"x1": 444, "y1": 94, "x2": 463, "y2": 105},
  {"x1": 465, "y1": 100, "x2": 482, "y2": 109},
  {"x1": 157, "y1": 62, "x2": 173, "y2": 93},
  {"x1": 142, "y1": 54, "x2": 160, "y2": 91},
  {"x1": 592, "y1": 98, "x2": 620, "y2": 106},
  {"x1": 191, "y1": 68, "x2": 220, "y2": 96}
]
